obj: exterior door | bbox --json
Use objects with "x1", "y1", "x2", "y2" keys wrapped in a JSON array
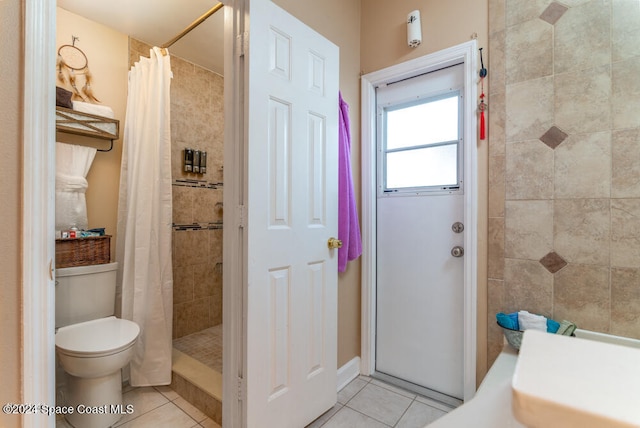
[
  {"x1": 244, "y1": 1, "x2": 340, "y2": 427},
  {"x1": 375, "y1": 64, "x2": 465, "y2": 403}
]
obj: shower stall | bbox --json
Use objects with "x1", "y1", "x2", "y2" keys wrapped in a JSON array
[{"x1": 129, "y1": 38, "x2": 225, "y2": 419}]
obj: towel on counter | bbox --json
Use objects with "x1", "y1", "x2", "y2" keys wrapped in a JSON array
[
  {"x1": 496, "y1": 312, "x2": 519, "y2": 330},
  {"x1": 547, "y1": 318, "x2": 560, "y2": 333},
  {"x1": 518, "y1": 310, "x2": 547, "y2": 332},
  {"x1": 556, "y1": 320, "x2": 577, "y2": 336}
]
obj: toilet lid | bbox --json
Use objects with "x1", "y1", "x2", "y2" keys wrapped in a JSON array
[{"x1": 55, "y1": 316, "x2": 140, "y2": 356}]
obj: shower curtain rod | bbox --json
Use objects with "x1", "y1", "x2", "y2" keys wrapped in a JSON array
[{"x1": 160, "y1": 2, "x2": 224, "y2": 52}]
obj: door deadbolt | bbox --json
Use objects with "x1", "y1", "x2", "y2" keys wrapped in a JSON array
[
  {"x1": 452, "y1": 222, "x2": 464, "y2": 233},
  {"x1": 451, "y1": 246, "x2": 464, "y2": 257}
]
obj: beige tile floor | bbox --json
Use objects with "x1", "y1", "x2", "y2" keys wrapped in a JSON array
[
  {"x1": 307, "y1": 376, "x2": 451, "y2": 428},
  {"x1": 55, "y1": 385, "x2": 220, "y2": 428},
  {"x1": 56, "y1": 376, "x2": 450, "y2": 428}
]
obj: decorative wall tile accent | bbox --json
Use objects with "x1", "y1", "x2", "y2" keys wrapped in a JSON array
[
  {"x1": 539, "y1": 251, "x2": 567, "y2": 274},
  {"x1": 539, "y1": 2, "x2": 568, "y2": 25},
  {"x1": 539, "y1": 126, "x2": 568, "y2": 149}
]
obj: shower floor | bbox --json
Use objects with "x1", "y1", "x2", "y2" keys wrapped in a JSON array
[{"x1": 173, "y1": 324, "x2": 223, "y2": 373}]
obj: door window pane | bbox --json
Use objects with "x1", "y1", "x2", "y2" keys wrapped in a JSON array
[
  {"x1": 386, "y1": 95, "x2": 458, "y2": 150},
  {"x1": 386, "y1": 144, "x2": 458, "y2": 189},
  {"x1": 382, "y1": 93, "x2": 461, "y2": 192}
]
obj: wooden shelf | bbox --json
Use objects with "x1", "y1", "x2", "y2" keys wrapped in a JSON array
[{"x1": 55, "y1": 106, "x2": 119, "y2": 141}]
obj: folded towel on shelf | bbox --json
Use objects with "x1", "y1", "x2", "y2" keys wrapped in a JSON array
[
  {"x1": 72, "y1": 100, "x2": 115, "y2": 118},
  {"x1": 56, "y1": 86, "x2": 73, "y2": 108},
  {"x1": 518, "y1": 310, "x2": 547, "y2": 332},
  {"x1": 556, "y1": 320, "x2": 577, "y2": 336},
  {"x1": 546, "y1": 318, "x2": 560, "y2": 333},
  {"x1": 496, "y1": 312, "x2": 519, "y2": 330}
]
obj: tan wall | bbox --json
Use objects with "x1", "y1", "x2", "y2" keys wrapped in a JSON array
[
  {"x1": 273, "y1": 0, "x2": 363, "y2": 367},
  {"x1": 361, "y1": 0, "x2": 490, "y2": 383},
  {"x1": 56, "y1": 8, "x2": 129, "y2": 261},
  {"x1": 0, "y1": 0, "x2": 22, "y2": 426},
  {"x1": 488, "y1": 0, "x2": 640, "y2": 365}
]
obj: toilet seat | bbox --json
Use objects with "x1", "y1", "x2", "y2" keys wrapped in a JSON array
[{"x1": 56, "y1": 316, "x2": 140, "y2": 358}]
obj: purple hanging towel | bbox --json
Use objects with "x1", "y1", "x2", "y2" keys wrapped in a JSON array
[{"x1": 338, "y1": 92, "x2": 362, "y2": 272}]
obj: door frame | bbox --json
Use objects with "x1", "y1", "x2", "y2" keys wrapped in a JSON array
[
  {"x1": 360, "y1": 40, "x2": 478, "y2": 402},
  {"x1": 222, "y1": 1, "x2": 246, "y2": 427},
  {"x1": 23, "y1": 1, "x2": 57, "y2": 426},
  {"x1": 23, "y1": 2, "x2": 243, "y2": 427}
]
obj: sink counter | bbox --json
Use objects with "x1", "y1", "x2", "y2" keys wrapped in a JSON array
[{"x1": 512, "y1": 330, "x2": 640, "y2": 428}]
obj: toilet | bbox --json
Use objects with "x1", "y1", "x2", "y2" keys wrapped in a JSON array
[{"x1": 55, "y1": 262, "x2": 139, "y2": 428}]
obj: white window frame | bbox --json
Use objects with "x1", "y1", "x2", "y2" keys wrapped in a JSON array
[{"x1": 378, "y1": 89, "x2": 464, "y2": 195}]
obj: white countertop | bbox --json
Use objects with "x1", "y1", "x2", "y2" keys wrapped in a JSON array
[
  {"x1": 512, "y1": 330, "x2": 640, "y2": 428},
  {"x1": 429, "y1": 330, "x2": 640, "y2": 428}
]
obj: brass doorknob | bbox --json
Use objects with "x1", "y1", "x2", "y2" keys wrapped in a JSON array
[{"x1": 328, "y1": 237, "x2": 343, "y2": 249}]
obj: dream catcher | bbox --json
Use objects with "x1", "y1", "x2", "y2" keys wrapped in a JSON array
[{"x1": 57, "y1": 36, "x2": 100, "y2": 103}]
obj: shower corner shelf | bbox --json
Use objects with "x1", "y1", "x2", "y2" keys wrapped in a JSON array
[{"x1": 55, "y1": 106, "x2": 119, "y2": 151}]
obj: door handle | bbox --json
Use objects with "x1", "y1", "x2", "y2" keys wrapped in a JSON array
[
  {"x1": 328, "y1": 237, "x2": 343, "y2": 249},
  {"x1": 451, "y1": 246, "x2": 464, "y2": 257}
]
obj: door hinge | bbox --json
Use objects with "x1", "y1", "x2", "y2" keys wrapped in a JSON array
[
  {"x1": 236, "y1": 31, "x2": 249, "y2": 57},
  {"x1": 237, "y1": 205, "x2": 247, "y2": 228},
  {"x1": 237, "y1": 377, "x2": 245, "y2": 401}
]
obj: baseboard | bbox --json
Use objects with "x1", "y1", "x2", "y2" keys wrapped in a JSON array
[{"x1": 337, "y1": 356, "x2": 360, "y2": 392}]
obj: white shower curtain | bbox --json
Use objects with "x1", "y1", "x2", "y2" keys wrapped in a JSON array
[{"x1": 116, "y1": 47, "x2": 173, "y2": 386}]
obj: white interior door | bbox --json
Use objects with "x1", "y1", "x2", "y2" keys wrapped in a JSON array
[
  {"x1": 244, "y1": 1, "x2": 340, "y2": 426},
  {"x1": 375, "y1": 65, "x2": 465, "y2": 404}
]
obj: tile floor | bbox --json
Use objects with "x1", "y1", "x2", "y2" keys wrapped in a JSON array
[
  {"x1": 56, "y1": 376, "x2": 450, "y2": 428},
  {"x1": 173, "y1": 325, "x2": 223, "y2": 373},
  {"x1": 55, "y1": 385, "x2": 221, "y2": 428},
  {"x1": 307, "y1": 376, "x2": 452, "y2": 428}
]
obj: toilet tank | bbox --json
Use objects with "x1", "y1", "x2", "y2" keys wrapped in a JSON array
[{"x1": 55, "y1": 262, "x2": 119, "y2": 328}]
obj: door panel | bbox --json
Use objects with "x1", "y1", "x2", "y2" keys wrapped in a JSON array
[
  {"x1": 375, "y1": 64, "x2": 465, "y2": 401},
  {"x1": 376, "y1": 194, "x2": 464, "y2": 399},
  {"x1": 245, "y1": 1, "x2": 339, "y2": 426}
]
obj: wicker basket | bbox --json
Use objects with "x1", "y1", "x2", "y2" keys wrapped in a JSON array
[
  {"x1": 55, "y1": 235, "x2": 111, "y2": 268},
  {"x1": 498, "y1": 323, "x2": 524, "y2": 350}
]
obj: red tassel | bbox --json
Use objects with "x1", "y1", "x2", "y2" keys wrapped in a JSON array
[{"x1": 480, "y1": 110, "x2": 486, "y2": 140}]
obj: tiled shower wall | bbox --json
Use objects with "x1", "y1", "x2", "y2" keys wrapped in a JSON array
[
  {"x1": 129, "y1": 39, "x2": 224, "y2": 340},
  {"x1": 487, "y1": 0, "x2": 640, "y2": 364}
]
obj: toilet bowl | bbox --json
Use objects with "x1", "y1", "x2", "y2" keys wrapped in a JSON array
[
  {"x1": 55, "y1": 262, "x2": 140, "y2": 428},
  {"x1": 56, "y1": 316, "x2": 139, "y2": 428}
]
